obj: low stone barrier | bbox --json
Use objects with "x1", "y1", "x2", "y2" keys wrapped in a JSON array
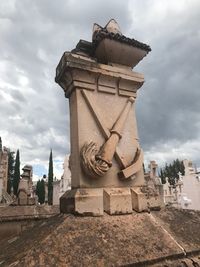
[{"x1": 0, "y1": 205, "x2": 59, "y2": 222}]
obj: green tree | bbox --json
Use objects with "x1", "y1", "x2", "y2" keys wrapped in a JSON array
[
  {"x1": 7, "y1": 150, "x2": 15, "y2": 194},
  {"x1": 13, "y1": 149, "x2": 20, "y2": 195},
  {"x1": 160, "y1": 159, "x2": 185, "y2": 185},
  {"x1": 36, "y1": 179, "x2": 40, "y2": 197},
  {"x1": 159, "y1": 169, "x2": 166, "y2": 184},
  {"x1": 36, "y1": 179, "x2": 45, "y2": 204},
  {"x1": 40, "y1": 179, "x2": 45, "y2": 204},
  {"x1": 143, "y1": 163, "x2": 146, "y2": 174},
  {"x1": 48, "y1": 149, "x2": 53, "y2": 205},
  {"x1": 180, "y1": 160, "x2": 185, "y2": 175}
]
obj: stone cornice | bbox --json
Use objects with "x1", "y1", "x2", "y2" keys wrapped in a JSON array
[{"x1": 55, "y1": 52, "x2": 144, "y2": 98}]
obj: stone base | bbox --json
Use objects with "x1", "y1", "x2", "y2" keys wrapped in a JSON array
[
  {"x1": 147, "y1": 195, "x2": 164, "y2": 210},
  {"x1": 28, "y1": 197, "x2": 36, "y2": 205},
  {"x1": 60, "y1": 188, "x2": 103, "y2": 216},
  {"x1": 131, "y1": 187, "x2": 148, "y2": 212},
  {"x1": 60, "y1": 187, "x2": 163, "y2": 216},
  {"x1": 18, "y1": 197, "x2": 28, "y2": 206},
  {"x1": 103, "y1": 188, "x2": 132, "y2": 215},
  {"x1": 131, "y1": 187, "x2": 164, "y2": 212},
  {"x1": 18, "y1": 197, "x2": 36, "y2": 206}
]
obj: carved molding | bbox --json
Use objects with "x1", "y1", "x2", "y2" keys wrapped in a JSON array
[
  {"x1": 97, "y1": 74, "x2": 117, "y2": 94},
  {"x1": 55, "y1": 53, "x2": 144, "y2": 98}
]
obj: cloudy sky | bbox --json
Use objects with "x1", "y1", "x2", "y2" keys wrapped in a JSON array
[{"x1": 1, "y1": 0, "x2": 200, "y2": 179}]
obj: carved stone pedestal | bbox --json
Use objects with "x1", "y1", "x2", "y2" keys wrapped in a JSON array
[
  {"x1": 60, "y1": 187, "x2": 150, "y2": 215},
  {"x1": 56, "y1": 20, "x2": 157, "y2": 216}
]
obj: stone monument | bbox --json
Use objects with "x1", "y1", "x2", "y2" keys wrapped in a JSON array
[
  {"x1": 56, "y1": 19, "x2": 156, "y2": 215},
  {"x1": 18, "y1": 165, "x2": 35, "y2": 205},
  {"x1": 142, "y1": 161, "x2": 164, "y2": 211}
]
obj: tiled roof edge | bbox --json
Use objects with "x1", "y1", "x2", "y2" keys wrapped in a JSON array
[{"x1": 93, "y1": 30, "x2": 151, "y2": 52}]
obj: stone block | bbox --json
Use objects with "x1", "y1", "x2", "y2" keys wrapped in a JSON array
[
  {"x1": 147, "y1": 196, "x2": 163, "y2": 210},
  {"x1": 131, "y1": 187, "x2": 164, "y2": 212},
  {"x1": 60, "y1": 188, "x2": 103, "y2": 216},
  {"x1": 131, "y1": 187, "x2": 147, "y2": 212},
  {"x1": 18, "y1": 197, "x2": 28, "y2": 206},
  {"x1": 28, "y1": 197, "x2": 35, "y2": 206},
  {"x1": 103, "y1": 188, "x2": 132, "y2": 215}
]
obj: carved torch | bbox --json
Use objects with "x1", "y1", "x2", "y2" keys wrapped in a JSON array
[{"x1": 81, "y1": 96, "x2": 135, "y2": 178}]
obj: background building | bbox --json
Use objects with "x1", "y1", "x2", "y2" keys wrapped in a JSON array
[
  {"x1": 162, "y1": 159, "x2": 200, "y2": 210},
  {"x1": 18, "y1": 165, "x2": 36, "y2": 205},
  {"x1": 179, "y1": 159, "x2": 200, "y2": 210},
  {"x1": 53, "y1": 155, "x2": 71, "y2": 205}
]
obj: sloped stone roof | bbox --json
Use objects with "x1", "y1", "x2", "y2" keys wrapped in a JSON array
[{"x1": 0, "y1": 207, "x2": 200, "y2": 266}]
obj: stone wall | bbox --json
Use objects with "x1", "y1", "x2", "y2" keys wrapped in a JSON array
[
  {"x1": 0, "y1": 220, "x2": 37, "y2": 241},
  {"x1": 0, "y1": 205, "x2": 59, "y2": 222},
  {"x1": 181, "y1": 174, "x2": 200, "y2": 210}
]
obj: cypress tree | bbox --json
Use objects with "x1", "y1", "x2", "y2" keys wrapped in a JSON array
[
  {"x1": 13, "y1": 149, "x2": 20, "y2": 196},
  {"x1": 180, "y1": 160, "x2": 185, "y2": 175},
  {"x1": 40, "y1": 179, "x2": 45, "y2": 204},
  {"x1": 48, "y1": 149, "x2": 53, "y2": 205},
  {"x1": 7, "y1": 150, "x2": 15, "y2": 194},
  {"x1": 160, "y1": 169, "x2": 166, "y2": 184},
  {"x1": 36, "y1": 180, "x2": 40, "y2": 197},
  {"x1": 36, "y1": 179, "x2": 45, "y2": 204},
  {"x1": 175, "y1": 159, "x2": 180, "y2": 175},
  {"x1": 143, "y1": 163, "x2": 146, "y2": 174}
]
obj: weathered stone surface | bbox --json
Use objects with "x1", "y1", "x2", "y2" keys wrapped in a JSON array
[
  {"x1": 0, "y1": 220, "x2": 40, "y2": 242},
  {"x1": 131, "y1": 187, "x2": 148, "y2": 212},
  {"x1": 0, "y1": 205, "x2": 59, "y2": 222},
  {"x1": 103, "y1": 187, "x2": 132, "y2": 214},
  {"x1": 55, "y1": 20, "x2": 154, "y2": 215},
  {"x1": 152, "y1": 256, "x2": 200, "y2": 267},
  {"x1": 18, "y1": 194, "x2": 28, "y2": 206},
  {"x1": 60, "y1": 188, "x2": 103, "y2": 216},
  {"x1": 152, "y1": 207, "x2": 200, "y2": 253},
  {"x1": 1, "y1": 207, "x2": 199, "y2": 266},
  {"x1": 131, "y1": 186, "x2": 164, "y2": 212},
  {"x1": 58, "y1": 60, "x2": 145, "y2": 188}
]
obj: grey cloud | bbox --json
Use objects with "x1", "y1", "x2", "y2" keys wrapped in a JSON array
[
  {"x1": 1, "y1": 0, "x2": 200, "y2": 173},
  {"x1": 134, "y1": 1, "x2": 200, "y2": 164},
  {"x1": 10, "y1": 89, "x2": 26, "y2": 102}
]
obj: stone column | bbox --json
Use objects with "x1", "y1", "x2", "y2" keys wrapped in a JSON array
[{"x1": 56, "y1": 19, "x2": 151, "y2": 216}]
